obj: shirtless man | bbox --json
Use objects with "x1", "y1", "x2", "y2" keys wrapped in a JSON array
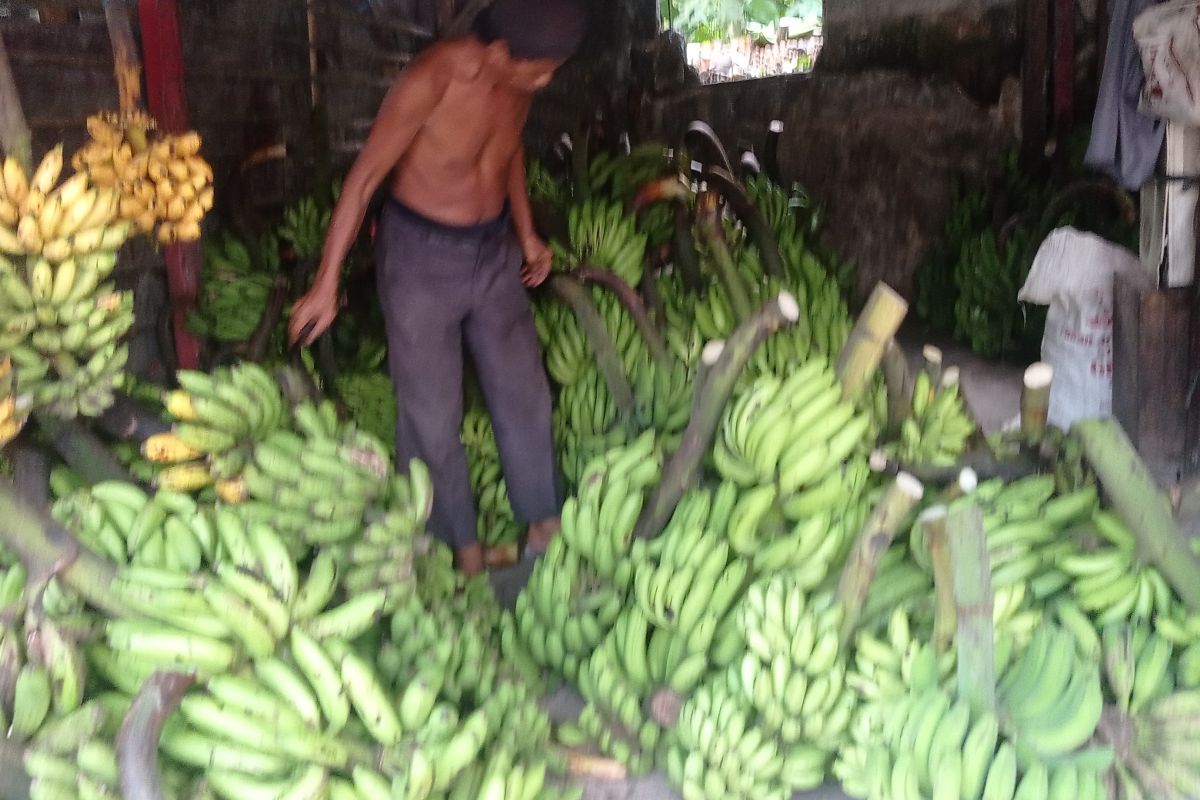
[{"x1": 288, "y1": 0, "x2": 587, "y2": 576}]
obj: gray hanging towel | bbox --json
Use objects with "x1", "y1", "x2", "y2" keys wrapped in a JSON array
[{"x1": 1085, "y1": 0, "x2": 1166, "y2": 190}]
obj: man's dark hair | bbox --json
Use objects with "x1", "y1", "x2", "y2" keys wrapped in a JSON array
[{"x1": 475, "y1": 0, "x2": 588, "y2": 61}]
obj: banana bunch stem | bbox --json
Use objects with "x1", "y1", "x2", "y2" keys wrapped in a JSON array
[
  {"x1": 115, "y1": 671, "x2": 195, "y2": 800},
  {"x1": 92, "y1": 393, "x2": 171, "y2": 445},
  {"x1": 243, "y1": 274, "x2": 291, "y2": 364},
  {"x1": 0, "y1": 35, "x2": 31, "y2": 170},
  {"x1": 836, "y1": 473, "x2": 925, "y2": 644},
  {"x1": 695, "y1": 195, "x2": 753, "y2": 324},
  {"x1": 33, "y1": 410, "x2": 134, "y2": 485},
  {"x1": 1020, "y1": 362, "x2": 1053, "y2": 442},
  {"x1": 671, "y1": 200, "x2": 704, "y2": 293},
  {"x1": 924, "y1": 507, "x2": 958, "y2": 653},
  {"x1": 835, "y1": 282, "x2": 908, "y2": 402},
  {"x1": 881, "y1": 340, "x2": 910, "y2": 436},
  {"x1": 633, "y1": 292, "x2": 800, "y2": 540},
  {"x1": 700, "y1": 165, "x2": 786, "y2": 280},
  {"x1": 0, "y1": 482, "x2": 131, "y2": 617},
  {"x1": 546, "y1": 274, "x2": 635, "y2": 421},
  {"x1": 947, "y1": 496, "x2": 997, "y2": 712},
  {"x1": 1076, "y1": 418, "x2": 1200, "y2": 611},
  {"x1": 574, "y1": 265, "x2": 671, "y2": 366}
]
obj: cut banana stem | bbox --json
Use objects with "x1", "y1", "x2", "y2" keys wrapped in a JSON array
[
  {"x1": 836, "y1": 472, "x2": 925, "y2": 643},
  {"x1": 1077, "y1": 418, "x2": 1200, "y2": 611},
  {"x1": 947, "y1": 496, "x2": 996, "y2": 712},
  {"x1": 1020, "y1": 362, "x2": 1054, "y2": 440},
  {"x1": 634, "y1": 293, "x2": 798, "y2": 540},
  {"x1": 546, "y1": 273, "x2": 636, "y2": 422},
  {"x1": 835, "y1": 282, "x2": 908, "y2": 401},
  {"x1": 574, "y1": 264, "x2": 671, "y2": 366},
  {"x1": 882, "y1": 340, "x2": 910, "y2": 436},
  {"x1": 922, "y1": 344, "x2": 943, "y2": 388},
  {"x1": 33, "y1": 410, "x2": 134, "y2": 485},
  {"x1": 0, "y1": 483, "x2": 133, "y2": 618},
  {"x1": 939, "y1": 365, "x2": 960, "y2": 390},
  {"x1": 116, "y1": 671, "x2": 195, "y2": 800},
  {"x1": 920, "y1": 506, "x2": 956, "y2": 653}
]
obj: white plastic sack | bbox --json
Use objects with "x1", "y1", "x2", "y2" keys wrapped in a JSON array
[
  {"x1": 1017, "y1": 227, "x2": 1143, "y2": 430},
  {"x1": 1134, "y1": 1, "x2": 1200, "y2": 126}
]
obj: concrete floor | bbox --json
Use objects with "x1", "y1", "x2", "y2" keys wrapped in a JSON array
[{"x1": 492, "y1": 327, "x2": 1026, "y2": 799}]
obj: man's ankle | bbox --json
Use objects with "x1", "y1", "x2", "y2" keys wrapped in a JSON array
[{"x1": 456, "y1": 543, "x2": 485, "y2": 576}]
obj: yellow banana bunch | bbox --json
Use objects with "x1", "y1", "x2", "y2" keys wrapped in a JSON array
[
  {"x1": 0, "y1": 147, "x2": 128, "y2": 263},
  {"x1": 0, "y1": 355, "x2": 30, "y2": 446},
  {"x1": 73, "y1": 111, "x2": 214, "y2": 245}
]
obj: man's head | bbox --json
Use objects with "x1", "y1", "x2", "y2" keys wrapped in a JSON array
[{"x1": 476, "y1": 0, "x2": 588, "y2": 91}]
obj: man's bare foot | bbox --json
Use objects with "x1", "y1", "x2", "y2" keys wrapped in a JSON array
[
  {"x1": 455, "y1": 543, "x2": 485, "y2": 576},
  {"x1": 525, "y1": 516, "x2": 561, "y2": 555}
]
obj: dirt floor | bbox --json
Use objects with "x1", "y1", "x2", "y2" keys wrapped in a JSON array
[{"x1": 485, "y1": 328, "x2": 1030, "y2": 798}]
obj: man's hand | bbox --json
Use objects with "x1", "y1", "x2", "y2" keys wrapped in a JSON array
[
  {"x1": 520, "y1": 235, "x2": 553, "y2": 288},
  {"x1": 288, "y1": 279, "x2": 339, "y2": 346}
]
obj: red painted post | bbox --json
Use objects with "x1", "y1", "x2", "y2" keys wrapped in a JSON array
[{"x1": 138, "y1": 0, "x2": 202, "y2": 370}]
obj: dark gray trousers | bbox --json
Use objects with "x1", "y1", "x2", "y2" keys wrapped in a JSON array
[{"x1": 375, "y1": 197, "x2": 559, "y2": 548}]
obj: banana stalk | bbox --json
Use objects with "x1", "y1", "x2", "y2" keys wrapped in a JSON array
[
  {"x1": 574, "y1": 264, "x2": 670, "y2": 366},
  {"x1": 921, "y1": 506, "x2": 956, "y2": 653},
  {"x1": 882, "y1": 339, "x2": 910, "y2": 437},
  {"x1": 0, "y1": 35, "x2": 32, "y2": 170},
  {"x1": 836, "y1": 473, "x2": 925, "y2": 644},
  {"x1": 93, "y1": 393, "x2": 172, "y2": 444},
  {"x1": 546, "y1": 273, "x2": 636, "y2": 422},
  {"x1": 671, "y1": 200, "x2": 704, "y2": 293},
  {"x1": 947, "y1": 496, "x2": 996, "y2": 712},
  {"x1": 695, "y1": 193, "x2": 753, "y2": 323},
  {"x1": 0, "y1": 482, "x2": 132, "y2": 617},
  {"x1": 835, "y1": 282, "x2": 908, "y2": 401},
  {"x1": 8, "y1": 436, "x2": 50, "y2": 508},
  {"x1": 116, "y1": 671, "x2": 196, "y2": 800},
  {"x1": 1076, "y1": 418, "x2": 1200, "y2": 611},
  {"x1": 1019, "y1": 362, "x2": 1053, "y2": 442},
  {"x1": 633, "y1": 292, "x2": 800, "y2": 540},
  {"x1": 244, "y1": 273, "x2": 291, "y2": 363},
  {"x1": 33, "y1": 410, "x2": 134, "y2": 485},
  {"x1": 701, "y1": 165, "x2": 785, "y2": 280}
]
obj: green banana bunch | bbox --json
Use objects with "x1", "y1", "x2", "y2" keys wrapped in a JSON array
[
  {"x1": 535, "y1": 300, "x2": 593, "y2": 388},
  {"x1": 853, "y1": 681, "x2": 1110, "y2": 800},
  {"x1": 714, "y1": 363, "x2": 873, "y2": 515},
  {"x1": 558, "y1": 430, "x2": 661, "y2": 580},
  {"x1": 18, "y1": 700, "x2": 123, "y2": 800},
  {"x1": 560, "y1": 197, "x2": 647, "y2": 287},
  {"x1": 336, "y1": 370, "x2": 398, "y2": 456},
  {"x1": 278, "y1": 194, "x2": 333, "y2": 262},
  {"x1": 885, "y1": 365, "x2": 977, "y2": 467},
  {"x1": 1117, "y1": 689, "x2": 1200, "y2": 798},
  {"x1": 667, "y1": 676, "x2": 823, "y2": 799},
  {"x1": 189, "y1": 229, "x2": 280, "y2": 343},
  {"x1": 631, "y1": 353, "x2": 693, "y2": 437},
  {"x1": 996, "y1": 622, "x2": 1106, "y2": 764},
  {"x1": 574, "y1": 631, "x2": 661, "y2": 774},
  {"x1": 732, "y1": 581, "x2": 857, "y2": 754}
]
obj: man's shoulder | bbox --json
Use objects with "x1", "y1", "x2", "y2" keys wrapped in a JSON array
[{"x1": 412, "y1": 38, "x2": 487, "y2": 82}]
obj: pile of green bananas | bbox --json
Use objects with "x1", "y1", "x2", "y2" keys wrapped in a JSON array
[
  {"x1": 1, "y1": 148, "x2": 133, "y2": 420},
  {"x1": 189, "y1": 230, "x2": 280, "y2": 343}
]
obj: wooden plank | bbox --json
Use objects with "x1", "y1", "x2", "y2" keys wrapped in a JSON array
[
  {"x1": 1022, "y1": 0, "x2": 1050, "y2": 159},
  {"x1": 1052, "y1": 0, "x2": 1073, "y2": 139},
  {"x1": 139, "y1": 0, "x2": 201, "y2": 370}
]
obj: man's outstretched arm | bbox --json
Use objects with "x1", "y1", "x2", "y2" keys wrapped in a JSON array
[
  {"x1": 289, "y1": 51, "x2": 453, "y2": 345},
  {"x1": 508, "y1": 144, "x2": 552, "y2": 287}
]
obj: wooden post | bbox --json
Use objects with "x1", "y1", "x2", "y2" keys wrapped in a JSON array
[
  {"x1": 1022, "y1": 0, "x2": 1050, "y2": 160},
  {"x1": 1052, "y1": 0, "x2": 1074, "y2": 140},
  {"x1": 138, "y1": 0, "x2": 202, "y2": 370},
  {"x1": 0, "y1": 33, "x2": 32, "y2": 170}
]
